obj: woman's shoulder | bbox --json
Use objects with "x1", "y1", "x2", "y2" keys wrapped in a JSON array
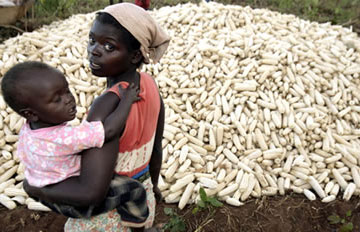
[
  {"x1": 140, "y1": 72, "x2": 158, "y2": 88},
  {"x1": 140, "y1": 72, "x2": 155, "y2": 81}
]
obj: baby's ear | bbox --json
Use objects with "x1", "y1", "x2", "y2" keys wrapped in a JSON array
[
  {"x1": 131, "y1": 50, "x2": 143, "y2": 65},
  {"x1": 19, "y1": 108, "x2": 38, "y2": 122}
]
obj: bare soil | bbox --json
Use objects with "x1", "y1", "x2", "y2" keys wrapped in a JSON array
[{"x1": 1, "y1": 193, "x2": 360, "y2": 232}]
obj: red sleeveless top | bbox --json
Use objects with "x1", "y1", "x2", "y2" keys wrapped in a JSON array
[{"x1": 106, "y1": 72, "x2": 160, "y2": 177}]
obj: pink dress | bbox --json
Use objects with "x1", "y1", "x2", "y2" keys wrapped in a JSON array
[
  {"x1": 65, "y1": 72, "x2": 161, "y2": 231},
  {"x1": 17, "y1": 120, "x2": 104, "y2": 187}
]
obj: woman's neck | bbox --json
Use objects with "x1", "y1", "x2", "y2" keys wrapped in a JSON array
[{"x1": 106, "y1": 69, "x2": 140, "y2": 88}]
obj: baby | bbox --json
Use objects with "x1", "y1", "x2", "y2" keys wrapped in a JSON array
[{"x1": 1, "y1": 61, "x2": 150, "y2": 226}]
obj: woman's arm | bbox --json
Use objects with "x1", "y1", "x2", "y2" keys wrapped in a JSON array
[
  {"x1": 24, "y1": 93, "x2": 122, "y2": 206},
  {"x1": 25, "y1": 138, "x2": 119, "y2": 206},
  {"x1": 149, "y1": 96, "x2": 164, "y2": 202}
]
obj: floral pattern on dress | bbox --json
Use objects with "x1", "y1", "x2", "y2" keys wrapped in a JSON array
[{"x1": 17, "y1": 120, "x2": 104, "y2": 187}]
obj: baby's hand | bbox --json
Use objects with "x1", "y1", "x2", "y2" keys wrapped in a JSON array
[{"x1": 118, "y1": 83, "x2": 140, "y2": 103}]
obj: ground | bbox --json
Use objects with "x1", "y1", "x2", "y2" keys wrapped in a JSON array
[{"x1": 0, "y1": 193, "x2": 359, "y2": 232}]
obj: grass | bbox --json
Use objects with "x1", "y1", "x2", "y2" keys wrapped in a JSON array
[
  {"x1": 267, "y1": 0, "x2": 360, "y2": 27},
  {"x1": 29, "y1": 0, "x2": 109, "y2": 27},
  {"x1": 0, "y1": 0, "x2": 110, "y2": 42}
]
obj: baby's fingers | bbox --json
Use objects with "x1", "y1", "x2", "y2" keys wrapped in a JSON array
[
  {"x1": 117, "y1": 85, "x2": 126, "y2": 98},
  {"x1": 117, "y1": 84, "x2": 126, "y2": 92},
  {"x1": 129, "y1": 83, "x2": 140, "y2": 93},
  {"x1": 128, "y1": 82, "x2": 137, "y2": 89}
]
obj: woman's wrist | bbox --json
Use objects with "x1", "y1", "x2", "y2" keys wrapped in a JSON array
[{"x1": 23, "y1": 179, "x2": 43, "y2": 200}]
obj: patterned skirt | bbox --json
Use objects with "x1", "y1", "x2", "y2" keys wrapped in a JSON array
[{"x1": 64, "y1": 178, "x2": 156, "y2": 232}]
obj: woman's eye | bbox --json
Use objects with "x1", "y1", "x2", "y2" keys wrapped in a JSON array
[
  {"x1": 89, "y1": 37, "x2": 95, "y2": 45},
  {"x1": 104, "y1": 43, "x2": 114, "y2": 51}
]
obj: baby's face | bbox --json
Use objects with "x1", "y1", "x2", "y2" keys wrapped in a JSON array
[
  {"x1": 87, "y1": 20, "x2": 133, "y2": 77},
  {"x1": 26, "y1": 69, "x2": 77, "y2": 126}
]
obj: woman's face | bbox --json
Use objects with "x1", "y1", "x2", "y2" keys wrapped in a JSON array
[{"x1": 87, "y1": 20, "x2": 133, "y2": 77}]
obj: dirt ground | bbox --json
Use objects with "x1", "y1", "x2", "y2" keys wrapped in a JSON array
[{"x1": 0, "y1": 193, "x2": 359, "y2": 232}]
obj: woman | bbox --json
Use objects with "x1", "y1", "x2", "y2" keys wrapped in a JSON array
[{"x1": 24, "y1": 3, "x2": 170, "y2": 231}]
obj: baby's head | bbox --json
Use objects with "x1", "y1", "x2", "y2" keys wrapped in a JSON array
[
  {"x1": 1, "y1": 61, "x2": 76, "y2": 127},
  {"x1": 87, "y1": 12, "x2": 143, "y2": 77}
]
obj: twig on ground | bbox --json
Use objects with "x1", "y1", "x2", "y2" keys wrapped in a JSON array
[
  {"x1": 341, "y1": 16, "x2": 360, "y2": 27},
  {"x1": 0, "y1": 24, "x2": 25, "y2": 33}
]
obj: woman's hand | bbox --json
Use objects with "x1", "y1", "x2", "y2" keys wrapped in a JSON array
[{"x1": 153, "y1": 185, "x2": 163, "y2": 203}]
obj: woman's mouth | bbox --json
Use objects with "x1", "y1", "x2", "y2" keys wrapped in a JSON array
[{"x1": 90, "y1": 61, "x2": 101, "y2": 70}]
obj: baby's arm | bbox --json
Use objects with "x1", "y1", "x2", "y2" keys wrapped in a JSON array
[
  {"x1": 102, "y1": 83, "x2": 140, "y2": 141},
  {"x1": 87, "y1": 83, "x2": 139, "y2": 142}
]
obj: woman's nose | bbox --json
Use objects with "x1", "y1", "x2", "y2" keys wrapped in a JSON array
[{"x1": 88, "y1": 43, "x2": 101, "y2": 57}]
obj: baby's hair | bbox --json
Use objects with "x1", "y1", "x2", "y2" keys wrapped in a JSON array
[
  {"x1": 95, "y1": 12, "x2": 144, "y2": 67},
  {"x1": 1, "y1": 61, "x2": 55, "y2": 113}
]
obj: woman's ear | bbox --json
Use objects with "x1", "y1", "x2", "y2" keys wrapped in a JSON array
[
  {"x1": 131, "y1": 50, "x2": 143, "y2": 65},
  {"x1": 19, "y1": 108, "x2": 38, "y2": 122}
]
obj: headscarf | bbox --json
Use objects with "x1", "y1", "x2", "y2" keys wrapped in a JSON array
[{"x1": 102, "y1": 3, "x2": 170, "y2": 64}]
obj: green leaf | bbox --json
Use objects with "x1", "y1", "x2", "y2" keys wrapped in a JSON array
[
  {"x1": 340, "y1": 222, "x2": 353, "y2": 232},
  {"x1": 164, "y1": 213, "x2": 186, "y2": 232},
  {"x1": 199, "y1": 187, "x2": 208, "y2": 202},
  {"x1": 164, "y1": 207, "x2": 173, "y2": 216},
  {"x1": 335, "y1": 7, "x2": 341, "y2": 15},
  {"x1": 198, "y1": 200, "x2": 206, "y2": 208},
  {"x1": 346, "y1": 210, "x2": 352, "y2": 217},
  {"x1": 208, "y1": 197, "x2": 223, "y2": 207},
  {"x1": 341, "y1": 219, "x2": 346, "y2": 224},
  {"x1": 327, "y1": 215, "x2": 341, "y2": 224},
  {"x1": 163, "y1": 223, "x2": 171, "y2": 230},
  {"x1": 163, "y1": 219, "x2": 174, "y2": 230},
  {"x1": 172, "y1": 220, "x2": 186, "y2": 232},
  {"x1": 192, "y1": 207, "x2": 199, "y2": 214}
]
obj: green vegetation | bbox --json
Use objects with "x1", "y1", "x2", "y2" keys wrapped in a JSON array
[
  {"x1": 163, "y1": 207, "x2": 186, "y2": 232},
  {"x1": 36, "y1": 0, "x2": 77, "y2": 17},
  {"x1": 192, "y1": 187, "x2": 223, "y2": 214},
  {"x1": 327, "y1": 210, "x2": 354, "y2": 232},
  {"x1": 1, "y1": 0, "x2": 359, "y2": 38},
  {"x1": 30, "y1": 0, "x2": 109, "y2": 26},
  {"x1": 161, "y1": 188, "x2": 223, "y2": 232},
  {"x1": 190, "y1": 188, "x2": 223, "y2": 232},
  {"x1": 266, "y1": 0, "x2": 359, "y2": 26}
]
